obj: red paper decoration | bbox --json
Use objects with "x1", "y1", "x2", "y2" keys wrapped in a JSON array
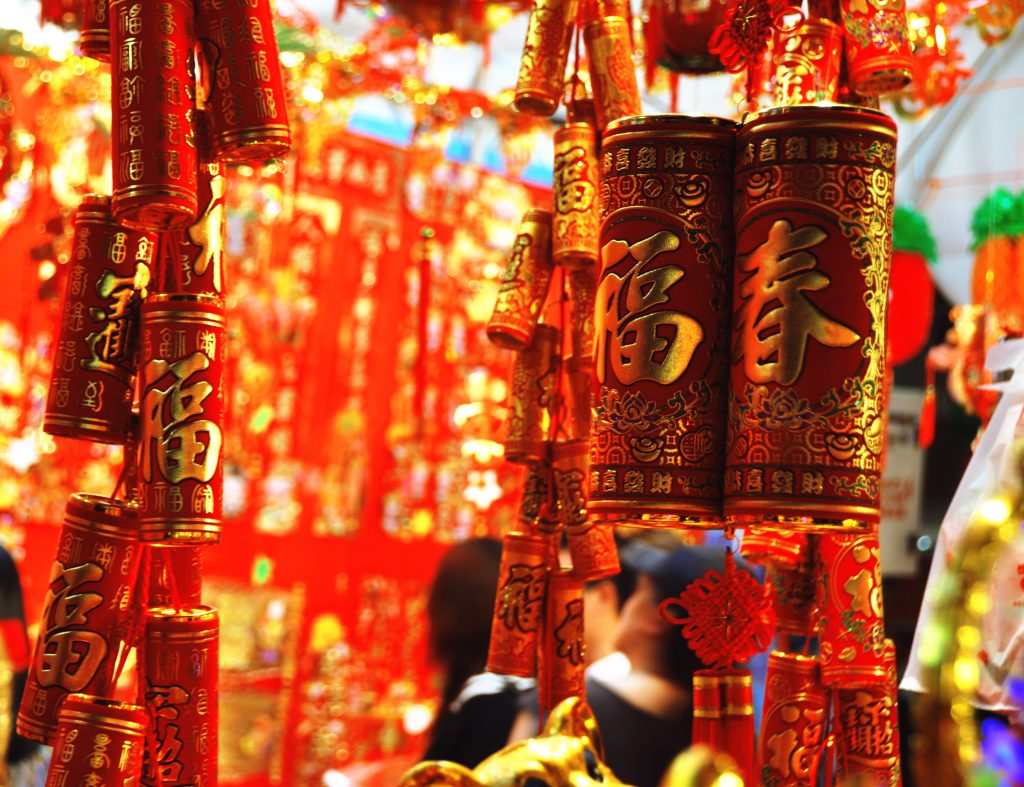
[
  {"x1": 487, "y1": 532, "x2": 550, "y2": 677},
  {"x1": 539, "y1": 570, "x2": 586, "y2": 714},
  {"x1": 659, "y1": 551, "x2": 775, "y2": 668},
  {"x1": 888, "y1": 248, "x2": 934, "y2": 366},
  {"x1": 45, "y1": 696, "x2": 148, "y2": 786},
  {"x1": 487, "y1": 210, "x2": 554, "y2": 351}
]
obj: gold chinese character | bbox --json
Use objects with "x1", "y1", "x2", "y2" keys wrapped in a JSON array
[
  {"x1": 37, "y1": 561, "x2": 108, "y2": 692},
  {"x1": 784, "y1": 137, "x2": 808, "y2": 160},
  {"x1": 553, "y1": 599, "x2": 584, "y2": 666},
  {"x1": 554, "y1": 145, "x2": 596, "y2": 215},
  {"x1": 664, "y1": 147, "x2": 686, "y2": 169},
  {"x1": 254, "y1": 87, "x2": 278, "y2": 119},
  {"x1": 815, "y1": 136, "x2": 839, "y2": 159},
  {"x1": 119, "y1": 75, "x2": 143, "y2": 109},
  {"x1": 651, "y1": 472, "x2": 672, "y2": 494},
  {"x1": 760, "y1": 138, "x2": 778, "y2": 161},
  {"x1": 637, "y1": 146, "x2": 657, "y2": 169},
  {"x1": 734, "y1": 219, "x2": 860, "y2": 386},
  {"x1": 495, "y1": 565, "x2": 546, "y2": 633},
  {"x1": 141, "y1": 351, "x2": 223, "y2": 485},
  {"x1": 623, "y1": 470, "x2": 644, "y2": 494},
  {"x1": 596, "y1": 232, "x2": 703, "y2": 386}
]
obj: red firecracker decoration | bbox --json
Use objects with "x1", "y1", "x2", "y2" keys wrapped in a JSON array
[
  {"x1": 45, "y1": 696, "x2": 148, "y2": 786},
  {"x1": 504, "y1": 325, "x2": 561, "y2": 464},
  {"x1": 142, "y1": 606, "x2": 219, "y2": 787},
  {"x1": 839, "y1": 0, "x2": 913, "y2": 95},
  {"x1": 18, "y1": 495, "x2": 142, "y2": 745},
  {"x1": 196, "y1": 0, "x2": 292, "y2": 162},
  {"x1": 709, "y1": 0, "x2": 795, "y2": 101},
  {"x1": 138, "y1": 294, "x2": 226, "y2": 545},
  {"x1": 591, "y1": 115, "x2": 735, "y2": 526},
  {"x1": 772, "y1": 18, "x2": 843, "y2": 105},
  {"x1": 80, "y1": 0, "x2": 111, "y2": 61},
  {"x1": 111, "y1": 0, "x2": 199, "y2": 231},
  {"x1": 487, "y1": 210, "x2": 554, "y2": 351},
  {"x1": 552, "y1": 122, "x2": 600, "y2": 268},
  {"x1": 487, "y1": 532, "x2": 551, "y2": 677},
  {"x1": 583, "y1": 14, "x2": 643, "y2": 131},
  {"x1": 538, "y1": 570, "x2": 586, "y2": 716},
  {"x1": 179, "y1": 113, "x2": 227, "y2": 299},
  {"x1": 741, "y1": 527, "x2": 808, "y2": 571},
  {"x1": 758, "y1": 652, "x2": 827, "y2": 785},
  {"x1": 44, "y1": 195, "x2": 155, "y2": 445},
  {"x1": 514, "y1": 0, "x2": 579, "y2": 117}
]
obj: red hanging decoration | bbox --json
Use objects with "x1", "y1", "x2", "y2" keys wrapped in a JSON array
[
  {"x1": 538, "y1": 570, "x2": 586, "y2": 718},
  {"x1": 486, "y1": 532, "x2": 551, "y2": 678},
  {"x1": 708, "y1": 0, "x2": 796, "y2": 101},
  {"x1": 142, "y1": 606, "x2": 219, "y2": 786},
  {"x1": 487, "y1": 210, "x2": 555, "y2": 351},
  {"x1": 45, "y1": 696, "x2": 148, "y2": 785},
  {"x1": 758, "y1": 652, "x2": 827, "y2": 785},
  {"x1": 503, "y1": 325, "x2": 562, "y2": 464},
  {"x1": 659, "y1": 550, "x2": 775, "y2": 668},
  {"x1": 178, "y1": 113, "x2": 227, "y2": 299},
  {"x1": 80, "y1": 0, "x2": 111, "y2": 61},
  {"x1": 691, "y1": 669, "x2": 756, "y2": 781}
]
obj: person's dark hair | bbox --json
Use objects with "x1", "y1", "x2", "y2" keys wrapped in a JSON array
[{"x1": 427, "y1": 538, "x2": 504, "y2": 718}]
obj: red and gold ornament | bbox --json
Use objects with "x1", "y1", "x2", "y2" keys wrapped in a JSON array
[
  {"x1": 726, "y1": 106, "x2": 896, "y2": 530},
  {"x1": 590, "y1": 115, "x2": 735, "y2": 526},
  {"x1": 487, "y1": 532, "x2": 550, "y2": 677},
  {"x1": 80, "y1": 0, "x2": 111, "y2": 62},
  {"x1": 815, "y1": 530, "x2": 887, "y2": 687},
  {"x1": 142, "y1": 606, "x2": 219, "y2": 787},
  {"x1": 691, "y1": 669, "x2": 756, "y2": 781},
  {"x1": 645, "y1": 0, "x2": 729, "y2": 75},
  {"x1": 513, "y1": 0, "x2": 579, "y2": 116},
  {"x1": 196, "y1": 0, "x2": 292, "y2": 162},
  {"x1": 538, "y1": 570, "x2": 586, "y2": 714},
  {"x1": 19, "y1": 495, "x2": 142, "y2": 745},
  {"x1": 553, "y1": 122, "x2": 600, "y2": 268},
  {"x1": 488, "y1": 210, "x2": 555, "y2": 351},
  {"x1": 553, "y1": 440, "x2": 620, "y2": 582},
  {"x1": 840, "y1": 0, "x2": 913, "y2": 95},
  {"x1": 772, "y1": 18, "x2": 843, "y2": 105},
  {"x1": 758, "y1": 652, "x2": 827, "y2": 785},
  {"x1": 111, "y1": 0, "x2": 199, "y2": 230},
  {"x1": 583, "y1": 14, "x2": 643, "y2": 131},
  {"x1": 44, "y1": 195, "x2": 155, "y2": 445},
  {"x1": 740, "y1": 527, "x2": 808, "y2": 571},
  {"x1": 138, "y1": 294, "x2": 226, "y2": 545},
  {"x1": 835, "y1": 639, "x2": 901, "y2": 784},
  {"x1": 504, "y1": 324, "x2": 561, "y2": 464},
  {"x1": 45, "y1": 696, "x2": 148, "y2": 786}
]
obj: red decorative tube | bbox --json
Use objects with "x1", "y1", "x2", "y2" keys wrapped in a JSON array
[
  {"x1": 836, "y1": 639, "x2": 901, "y2": 784},
  {"x1": 18, "y1": 494, "x2": 141, "y2": 745},
  {"x1": 179, "y1": 118, "x2": 226, "y2": 298},
  {"x1": 757, "y1": 652, "x2": 827, "y2": 785},
  {"x1": 553, "y1": 439, "x2": 621, "y2": 581},
  {"x1": 197, "y1": 0, "x2": 292, "y2": 161},
  {"x1": 504, "y1": 325, "x2": 561, "y2": 464},
  {"x1": 111, "y1": 0, "x2": 198, "y2": 230},
  {"x1": 740, "y1": 527, "x2": 808, "y2": 570},
  {"x1": 840, "y1": 0, "x2": 913, "y2": 95},
  {"x1": 487, "y1": 532, "x2": 550, "y2": 677},
  {"x1": 519, "y1": 458, "x2": 555, "y2": 533},
  {"x1": 80, "y1": 0, "x2": 111, "y2": 61},
  {"x1": 44, "y1": 195, "x2": 155, "y2": 444},
  {"x1": 772, "y1": 19, "x2": 843, "y2": 105},
  {"x1": 142, "y1": 606, "x2": 219, "y2": 787},
  {"x1": 45, "y1": 695, "x2": 148, "y2": 786},
  {"x1": 590, "y1": 115, "x2": 735, "y2": 526},
  {"x1": 487, "y1": 210, "x2": 554, "y2": 351},
  {"x1": 567, "y1": 266, "x2": 597, "y2": 368},
  {"x1": 148, "y1": 546, "x2": 204, "y2": 606},
  {"x1": 513, "y1": 0, "x2": 579, "y2": 116},
  {"x1": 553, "y1": 122, "x2": 600, "y2": 268},
  {"x1": 583, "y1": 16, "x2": 643, "y2": 131},
  {"x1": 769, "y1": 565, "x2": 818, "y2": 639},
  {"x1": 726, "y1": 106, "x2": 896, "y2": 530},
  {"x1": 815, "y1": 530, "x2": 887, "y2": 686},
  {"x1": 138, "y1": 294, "x2": 225, "y2": 544},
  {"x1": 648, "y1": 0, "x2": 728, "y2": 74},
  {"x1": 692, "y1": 669, "x2": 755, "y2": 782},
  {"x1": 539, "y1": 570, "x2": 586, "y2": 713}
]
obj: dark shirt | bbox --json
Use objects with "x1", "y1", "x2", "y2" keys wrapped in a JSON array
[
  {"x1": 588, "y1": 678, "x2": 692, "y2": 787},
  {"x1": 423, "y1": 678, "x2": 524, "y2": 769}
]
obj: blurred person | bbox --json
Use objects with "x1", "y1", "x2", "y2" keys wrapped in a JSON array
[{"x1": 421, "y1": 538, "x2": 532, "y2": 768}]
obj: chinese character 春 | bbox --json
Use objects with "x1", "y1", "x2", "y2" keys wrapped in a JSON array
[{"x1": 733, "y1": 219, "x2": 860, "y2": 386}]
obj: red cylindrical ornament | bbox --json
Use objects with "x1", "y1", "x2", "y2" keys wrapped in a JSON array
[
  {"x1": 178, "y1": 130, "x2": 226, "y2": 298},
  {"x1": 726, "y1": 106, "x2": 896, "y2": 530},
  {"x1": 840, "y1": 0, "x2": 913, "y2": 95},
  {"x1": 148, "y1": 546, "x2": 204, "y2": 606},
  {"x1": 539, "y1": 570, "x2": 586, "y2": 713},
  {"x1": 487, "y1": 532, "x2": 550, "y2": 678},
  {"x1": 111, "y1": 0, "x2": 199, "y2": 231},
  {"x1": 142, "y1": 606, "x2": 219, "y2": 787},
  {"x1": 44, "y1": 195, "x2": 155, "y2": 444},
  {"x1": 758, "y1": 652, "x2": 827, "y2": 785},
  {"x1": 553, "y1": 122, "x2": 600, "y2": 268},
  {"x1": 18, "y1": 494, "x2": 141, "y2": 745},
  {"x1": 80, "y1": 0, "x2": 111, "y2": 61},
  {"x1": 567, "y1": 266, "x2": 597, "y2": 368},
  {"x1": 740, "y1": 527, "x2": 809, "y2": 570},
  {"x1": 487, "y1": 210, "x2": 554, "y2": 350},
  {"x1": 196, "y1": 0, "x2": 292, "y2": 162},
  {"x1": 590, "y1": 115, "x2": 735, "y2": 526},
  {"x1": 138, "y1": 294, "x2": 225, "y2": 545},
  {"x1": 692, "y1": 669, "x2": 755, "y2": 781},
  {"x1": 504, "y1": 325, "x2": 561, "y2": 464},
  {"x1": 815, "y1": 530, "x2": 887, "y2": 686},
  {"x1": 583, "y1": 16, "x2": 643, "y2": 131},
  {"x1": 769, "y1": 565, "x2": 818, "y2": 639},
  {"x1": 553, "y1": 439, "x2": 621, "y2": 582},
  {"x1": 835, "y1": 639, "x2": 901, "y2": 784},
  {"x1": 772, "y1": 18, "x2": 843, "y2": 105},
  {"x1": 647, "y1": 0, "x2": 728, "y2": 74},
  {"x1": 45, "y1": 695, "x2": 148, "y2": 786},
  {"x1": 519, "y1": 458, "x2": 556, "y2": 533},
  {"x1": 513, "y1": 0, "x2": 579, "y2": 116}
]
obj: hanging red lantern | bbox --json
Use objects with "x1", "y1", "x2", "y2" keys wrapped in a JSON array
[{"x1": 888, "y1": 205, "x2": 937, "y2": 366}]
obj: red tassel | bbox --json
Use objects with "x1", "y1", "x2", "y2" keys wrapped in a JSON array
[
  {"x1": 919, "y1": 360, "x2": 936, "y2": 448},
  {"x1": 692, "y1": 669, "x2": 755, "y2": 782}
]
